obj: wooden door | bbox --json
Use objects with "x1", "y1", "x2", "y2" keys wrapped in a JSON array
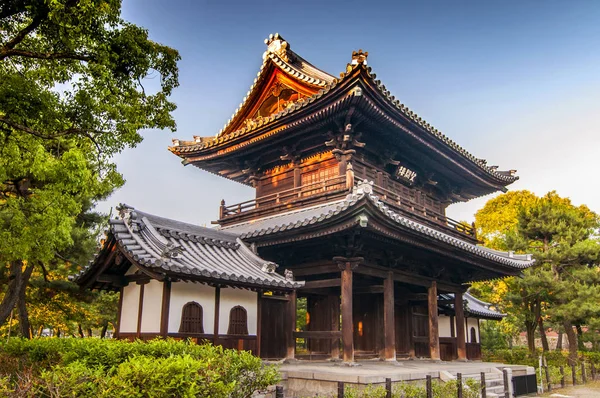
[{"x1": 259, "y1": 297, "x2": 287, "y2": 359}]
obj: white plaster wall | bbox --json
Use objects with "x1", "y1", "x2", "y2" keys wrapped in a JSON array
[
  {"x1": 169, "y1": 282, "x2": 215, "y2": 334},
  {"x1": 439, "y1": 315, "x2": 452, "y2": 338},
  {"x1": 219, "y1": 288, "x2": 258, "y2": 335},
  {"x1": 120, "y1": 283, "x2": 140, "y2": 333},
  {"x1": 140, "y1": 280, "x2": 163, "y2": 333},
  {"x1": 467, "y1": 318, "x2": 480, "y2": 343}
]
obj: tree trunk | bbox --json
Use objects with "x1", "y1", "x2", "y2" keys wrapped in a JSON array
[
  {"x1": 56, "y1": 328, "x2": 61, "y2": 338},
  {"x1": 78, "y1": 324, "x2": 84, "y2": 338},
  {"x1": 576, "y1": 325, "x2": 585, "y2": 351},
  {"x1": 0, "y1": 261, "x2": 34, "y2": 325},
  {"x1": 17, "y1": 284, "x2": 31, "y2": 339},
  {"x1": 539, "y1": 318, "x2": 550, "y2": 352},
  {"x1": 563, "y1": 321, "x2": 578, "y2": 365},
  {"x1": 526, "y1": 322, "x2": 537, "y2": 354},
  {"x1": 100, "y1": 322, "x2": 108, "y2": 339},
  {"x1": 87, "y1": 328, "x2": 93, "y2": 337},
  {"x1": 556, "y1": 329, "x2": 563, "y2": 351}
]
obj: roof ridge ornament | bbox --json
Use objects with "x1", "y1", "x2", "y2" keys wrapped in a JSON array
[
  {"x1": 264, "y1": 33, "x2": 295, "y2": 63},
  {"x1": 351, "y1": 49, "x2": 368, "y2": 65}
]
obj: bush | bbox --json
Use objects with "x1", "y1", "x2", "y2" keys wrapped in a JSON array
[{"x1": 0, "y1": 338, "x2": 280, "y2": 398}]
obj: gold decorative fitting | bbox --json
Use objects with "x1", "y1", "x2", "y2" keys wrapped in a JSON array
[{"x1": 351, "y1": 49, "x2": 368, "y2": 65}]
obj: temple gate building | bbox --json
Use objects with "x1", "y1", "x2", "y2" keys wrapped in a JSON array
[{"x1": 74, "y1": 34, "x2": 533, "y2": 362}]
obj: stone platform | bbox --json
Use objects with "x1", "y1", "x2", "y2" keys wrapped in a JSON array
[{"x1": 270, "y1": 359, "x2": 534, "y2": 397}]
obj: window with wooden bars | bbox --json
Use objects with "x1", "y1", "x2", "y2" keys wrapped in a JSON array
[
  {"x1": 179, "y1": 302, "x2": 204, "y2": 334},
  {"x1": 470, "y1": 327, "x2": 477, "y2": 343},
  {"x1": 227, "y1": 306, "x2": 249, "y2": 335}
]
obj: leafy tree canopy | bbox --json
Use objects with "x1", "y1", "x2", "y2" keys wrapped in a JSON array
[{"x1": 0, "y1": 0, "x2": 180, "y2": 326}]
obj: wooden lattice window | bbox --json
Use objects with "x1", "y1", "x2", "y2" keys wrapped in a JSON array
[
  {"x1": 179, "y1": 302, "x2": 204, "y2": 334},
  {"x1": 227, "y1": 306, "x2": 249, "y2": 335},
  {"x1": 470, "y1": 327, "x2": 477, "y2": 343}
]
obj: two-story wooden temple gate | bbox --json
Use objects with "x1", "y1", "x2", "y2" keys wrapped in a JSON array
[{"x1": 75, "y1": 34, "x2": 533, "y2": 363}]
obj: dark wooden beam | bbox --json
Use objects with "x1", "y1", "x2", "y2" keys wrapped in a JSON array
[
  {"x1": 428, "y1": 281, "x2": 440, "y2": 360},
  {"x1": 115, "y1": 286, "x2": 124, "y2": 339},
  {"x1": 355, "y1": 285, "x2": 384, "y2": 294},
  {"x1": 383, "y1": 272, "x2": 396, "y2": 361},
  {"x1": 293, "y1": 264, "x2": 339, "y2": 276},
  {"x1": 455, "y1": 291, "x2": 467, "y2": 361},
  {"x1": 160, "y1": 280, "x2": 171, "y2": 337},
  {"x1": 256, "y1": 291, "x2": 262, "y2": 358},
  {"x1": 293, "y1": 331, "x2": 342, "y2": 339},
  {"x1": 97, "y1": 274, "x2": 128, "y2": 287},
  {"x1": 299, "y1": 278, "x2": 341, "y2": 289}
]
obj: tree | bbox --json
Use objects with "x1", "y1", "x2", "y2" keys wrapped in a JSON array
[
  {"x1": 474, "y1": 190, "x2": 600, "y2": 362},
  {"x1": 0, "y1": 0, "x2": 180, "y2": 328},
  {"x1": 515, "y1": 192, "x2": 600, "y2": 363}
]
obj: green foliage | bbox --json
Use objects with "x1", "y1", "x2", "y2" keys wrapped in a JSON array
[
  {"x1": 0, "y1": 0, "x2": 179, "y2": 328},
  {"x1": 480, "y1": 319, "x2": 509, "y2": 350},
  {"x1": 0, "y1": 338, "x2": 280, "y2": 397},
  {"x1": 343, "y1": 380, "x2": 480, "y2": 398}
]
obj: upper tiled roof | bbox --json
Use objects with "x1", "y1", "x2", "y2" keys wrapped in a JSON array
[
  {"x1": 72, "y1": 205, "x2": 302, "y2": 289},
  {"x1": 440, "y1": 292, "x2": 506, "y2": 320},
  {"x1": 221, "y1": 182, "x2": 534, "y2": 271},
  {"x1": 170, "y1": 35, "x2": 518, "y2": 184}
]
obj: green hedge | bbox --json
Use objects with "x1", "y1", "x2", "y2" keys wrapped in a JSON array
[
  {"x1": 482, "y1": 347, "x2": 600, "y2": 368},
  {"x1": 0, "y1": 338, "x2": 279, "y2": 398},
  {"x1": 343, "y1": 379, "x2": 481, "y2": 398}
]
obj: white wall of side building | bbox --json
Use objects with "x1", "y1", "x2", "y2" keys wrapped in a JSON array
[
  {"x1": 119, "y1": 283, "x2": 140, "y2": 333},
  {"x1": 140, "y1": 280, "x2": 163, "y2": 333},
  {"x1": 438, "y1": 315, "x2": 453, "y2": 338},
  {"x1": 219, "y1": 287, "x2": 258, "y2": 335},
  {"x1": 169, "y1": 282, "x2": 216, "y2": 334},
  {"x1": 467, "y1": 318, "x2": 480, "y2": 343}
]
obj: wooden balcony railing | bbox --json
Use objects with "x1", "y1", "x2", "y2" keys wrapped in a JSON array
[
  {"x1": 355, "y1": 177, "x2": 476, "y2": 239},
  {"x1": 218, "y1": 174, "x2": 476, "y2": 240},
  {"x1": 219, "y1": 175, "x2": 349, "y2": 220}
]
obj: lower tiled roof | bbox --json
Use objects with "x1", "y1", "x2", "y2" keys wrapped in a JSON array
[
  {"x1": 221, "y1": 182, "x2": 535, "y2": 270},
  {"x1": 72, "y1": 205, "x2": 302, "y2": 289},
  {"x1": 440, "y1": 292, "x2": 506, "y2": 320}
]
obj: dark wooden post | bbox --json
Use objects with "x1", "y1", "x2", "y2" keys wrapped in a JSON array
[
  {"x1": 502, "y1": 369, "x2": 510, "y2": 398},
  {"x1": 335, "y1": 257, "x2": 362, "y2": 363},
  {"x1": 426, "y1": 375, "x2": 433, "y2": 398},
  {"x1": 545, "y1": 365, "x2": 551, "y2": 391},
  {"x1": 572, "y1": 364, "x2": 577, "y2": 385},
  {"x1": 428, "y1": 281, "x2": 440, "y2": 360},
  {"x1": 385, "y1": 377, "x2": 392, "y2": 398},
  {"x1": 383, "y1": 272, "x2": 396, "y2": 361},
  {"x1": 286, "y1": 290, "x2": 297, "y2": 361},
  {"x1": 454, "y1": 291, "x2": 467, "y2": 361},
  {"x1": 457, "y1": 373, "x2": 463, "y2": 398},
  {"x1": 160, "y1": 280, "x2": 171, "y2": 337},
  {"x1": 480, "y1": 372, "x2": 486, "y2": 398},
  {"x1": 330, "y1": 295, "x2": 341, "y2": 360},
  {"x1": 560, "y1": 366, "x2": 565, "y2": 388},
  {"x1": 213, "y1": 286, "x2": 221, "y2": 346},
  {"x1": 337, "y1": 381, "x2": 344, "y2": 398},
  {"x1": 275, "y1": 386, "x2": 284, "y2": 398},
  {"x1": 582, "y1": 362, "x2": 587, "y2": 383}
]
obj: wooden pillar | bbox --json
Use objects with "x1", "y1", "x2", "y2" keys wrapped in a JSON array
[
  {"x1": 428, "y1": 281, "x2": 440, "y2": 360},
  {"x1": 334, "y1": 256, "x2": 362, "y2": 363},
  {"x1": 136, "y1": 282, "x2": 145, "y2": 338},
  {"x1": 286, "y1": 290, "x2": 297, "y2": 360},
  {"x1": 160, "y1": 280, "x2": 171, "y2": 337},
  {"x1": 455, "y1": 291, "x2": 467, "y2": 361},
  {"x1": 330, "y1": 295, "x2": 340, "y2": 360},
  {"x1": 256, "y1": 291, "x2": 262, "y2": 358},
  {"x1": 383, "y1": 271, "x2": 396, "y2": 361},
  {"x1": 213, "y1": 286, "x2": 220, "y2": 345},
  {"x1": 408, "y1": 306, "x2": 416, "y2": 358}
]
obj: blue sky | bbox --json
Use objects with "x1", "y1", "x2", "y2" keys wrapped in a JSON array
[{"x1": 97, "y1": 0, "x2": 600, "y2": 225}]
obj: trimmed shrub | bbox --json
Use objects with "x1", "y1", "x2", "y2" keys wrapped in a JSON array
[{"x1": 0, "y1": 338, "x2": 279, "y2": 398}]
